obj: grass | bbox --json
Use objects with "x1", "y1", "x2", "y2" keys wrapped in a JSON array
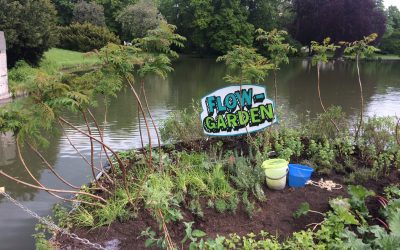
[
  {"x1": 316, "y1": 52, "x2": 400, "y2": 61},
  {"x1": 42, "y1": 48, "x2": 100, "y2": 70},
  {"x1": 372, "y1": 54, "x2": 400, "y2": 60}
]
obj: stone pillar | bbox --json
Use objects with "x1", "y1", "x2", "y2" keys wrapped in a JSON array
[{"x1": 0, "y1": 31, "x2": 11, "y2": 101}]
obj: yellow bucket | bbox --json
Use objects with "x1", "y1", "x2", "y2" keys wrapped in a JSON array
[{"x1": 261, "y1": 159, "x2": 289, "y2": 190}]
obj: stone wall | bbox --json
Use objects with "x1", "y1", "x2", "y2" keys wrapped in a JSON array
[{"x1": 0, "y1": 31, "x2": 11, "y2": 100}]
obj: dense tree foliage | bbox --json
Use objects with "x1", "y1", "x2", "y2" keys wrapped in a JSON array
[
  {"x1": 72, "y1": 1, "x2": 106, "y2": 27},
  {"x1": 159, "y1": 0, "x2": 254, "y2": 54},
  {"x1": 291, "y1": 0, "x2": 386, "y2": 48},
  {"x1": 95, "y1": 0, "x2": 137, "y2": 33},
  {"x1": 51, "y1": 0, "x2": 77, "y2": 25},
  {"x1": 0, "y1": 0, "x2": 59, "y2": 66},
  {"x1": 117, "y1": 0, "x2": 162, "y2": 41},
  {"x1": 2, "y1": 0, "x2": 394, "y2": 61},
  {"x1": 58, "y1": 22, "x2": 120, "y2": 52},
  {"x1": 380, "y1": 29, "x2": 400, "y2": 55},
  {"x1": 241, "y1": 0, "x2": 293, "y2": 31},
  {"x1": 381, "y1": 6, "x2": 400, "y2": 54}
]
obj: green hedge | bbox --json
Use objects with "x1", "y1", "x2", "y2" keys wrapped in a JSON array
[{"x1": 58, "y1": 22, "x2": 120, "y2": 52}]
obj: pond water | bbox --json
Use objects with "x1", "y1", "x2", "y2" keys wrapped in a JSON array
[{"x1": 0, "y1": 57, "x2": 400, "y2": 249}]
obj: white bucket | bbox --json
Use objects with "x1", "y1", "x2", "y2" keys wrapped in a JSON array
[{"x1": 262, "y1": 159, "x2": 289, "y2": 190}]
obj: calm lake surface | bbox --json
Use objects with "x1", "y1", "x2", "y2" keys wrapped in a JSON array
[{"x1": 0, "y1": 57, "x2": 400, "y2": 249}]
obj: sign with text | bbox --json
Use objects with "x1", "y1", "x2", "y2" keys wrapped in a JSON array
[{"x1": 201, "y1": 85, "x2": 277, "y2": 136}]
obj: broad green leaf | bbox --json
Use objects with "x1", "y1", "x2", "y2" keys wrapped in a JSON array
[
  {"x1": 293, "y1": 202, "x2": 310, "y2": 218},
  {"x1": 192, "y1": 229, "x2": 207, "y2": 238}
]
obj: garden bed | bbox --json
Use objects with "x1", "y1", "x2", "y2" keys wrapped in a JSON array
[
  {"x1": 55, "y1": 178, "x2": 348, "y2": 249},
  {"x1": 55, "y1": 171, "x2": 400, "y2": 249},
  {"x1": 51, "y1": 134, "x2": 400, "y2": 249}
]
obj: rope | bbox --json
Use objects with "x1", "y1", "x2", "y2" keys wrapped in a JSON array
[
  {"x1": 0, "y1": 189, "x2": 106, "y2": 250},
  {"x1": 306, "y1": 178, "x2": 343, "y2": 191}
]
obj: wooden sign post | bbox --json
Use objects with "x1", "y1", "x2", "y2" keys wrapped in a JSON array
[{"x1": 0, "y1": 187, "x2": 5, "y2": 193}]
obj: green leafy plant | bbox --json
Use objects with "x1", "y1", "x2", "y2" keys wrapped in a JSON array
[
  {"x1": 307, "y1": 139, "x2": 335, "y2": 172},
  {"x1": 348, "y1": 185, "x2": 375, "y2": 218},
  {"x1": 228, "y1": 155, "x2": 266, "y2": 201},
  {"x1": 160, "y1": 101, "x2": 205, "y2": 143},
  {"x1": 293, "y1": 202, "x2": 311, "y2": 218},
  {"x1": 217, "y1": 45, "x2": 274, "y2": 84},
  {"x1": 242, "y1": 192, "x2": 256, "y2": 218},
  {"x1": 181, "y1": 222, "x2": 207, "y2": 250},
  {"x1": 139, "y1": 227, "x2": 167, "y2": 248},
  {"x1": 33, "y1": 222, "x2": 54, "y2": 250}
]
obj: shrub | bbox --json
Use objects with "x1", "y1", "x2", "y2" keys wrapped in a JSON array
[
  {"x1": 380, "y1": 29, "x2": 400, "y2": 55},
  {"x1": 58, "y1": 22, "x2": 120, "y2": 52},
  {"x1": 116, "y1": 0, "x2": 162, "y2": 40},
  {"x1": 160, "y1": 102, "x2": 205, "y2": 143},
  {"x1": 0, "y1": 0, "x2": 58, "y2": 66},
  {"x1": 303, "y1": 106, "x2": 349, "y2": 140},
  {"x1": 72, "y1": 1, "x2": 106, "y2": 27}
]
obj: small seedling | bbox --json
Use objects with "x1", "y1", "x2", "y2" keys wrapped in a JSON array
[
  {"x1": 181, "y1": 222, "x2": 207, "y2": 250},
  {"x1": 293, "y1": 202, "x2": 324, "y2": 219}
]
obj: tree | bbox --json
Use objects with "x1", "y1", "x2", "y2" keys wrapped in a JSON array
[
  {"x1": 0, "y1": 0, "x2": 59, "y2": 66},
  {"x1": 311, "y1": 38, "x2": 340, "y2": 132},
  {"x1": 380, "y1": 6, "x2": 400, "y2": 54},
  {"x1": 208, "y1": 0, "x2": 254, "y2": 53},
  {"x1": 159, "y1": 0, "x2": 254, "y2": 54},
  {"x1": 291, "y1": 0, "x2": 386, "y2": 52},
  {"x1": 117, "y1": 0, "x2": 162, "y2": 40},
  {"x1": 159, "y1": 0, "x2": 214, "y2": 52},
  {"x1": 240, "y1": 0, "x2": 293, "y2": 31},
  {"x1": 51, "y1": 0, "x2": 78, "y2": 25},
  {"x1": 95, "y1": 0, "x2": 137, "y2": 33},
  {"x1": 217, "y1": 45, "x2": 273, "y2": 84},
  {"x1": 380, "y1": 30, "x2": 400, "y2": 55},
  {"x1": 72, "y1": 1, "x2": 106, "y2": 26},
  {"x1": 387, "y1": 6, "x2": 400, "y2": 31},
  {"x1": 256, "y1": 28, "x2": 297, "y2": 105},
  {"x1": 343, "y1": 34, "x2": 379, "y2": 139}
]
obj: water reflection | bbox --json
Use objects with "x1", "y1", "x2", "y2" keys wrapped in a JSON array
[
  {"x1": 0, "y1": 132, "x2": 15, "y2": 166},
  {"x1": 0, "y1": 58, "x2": 399, "y2": 249}
]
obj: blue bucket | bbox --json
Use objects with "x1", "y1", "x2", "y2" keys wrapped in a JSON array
[{"x1": 288, "y1": 164, "x2": 314, "y2": 188}]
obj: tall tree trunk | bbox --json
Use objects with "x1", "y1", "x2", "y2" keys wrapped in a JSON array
[
  {"x1": 317, "y1": 62, "x2": 340, "y2": 132},
  {"x1": 355, "y1": 54, "x2": 364, "y2": 140}
]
